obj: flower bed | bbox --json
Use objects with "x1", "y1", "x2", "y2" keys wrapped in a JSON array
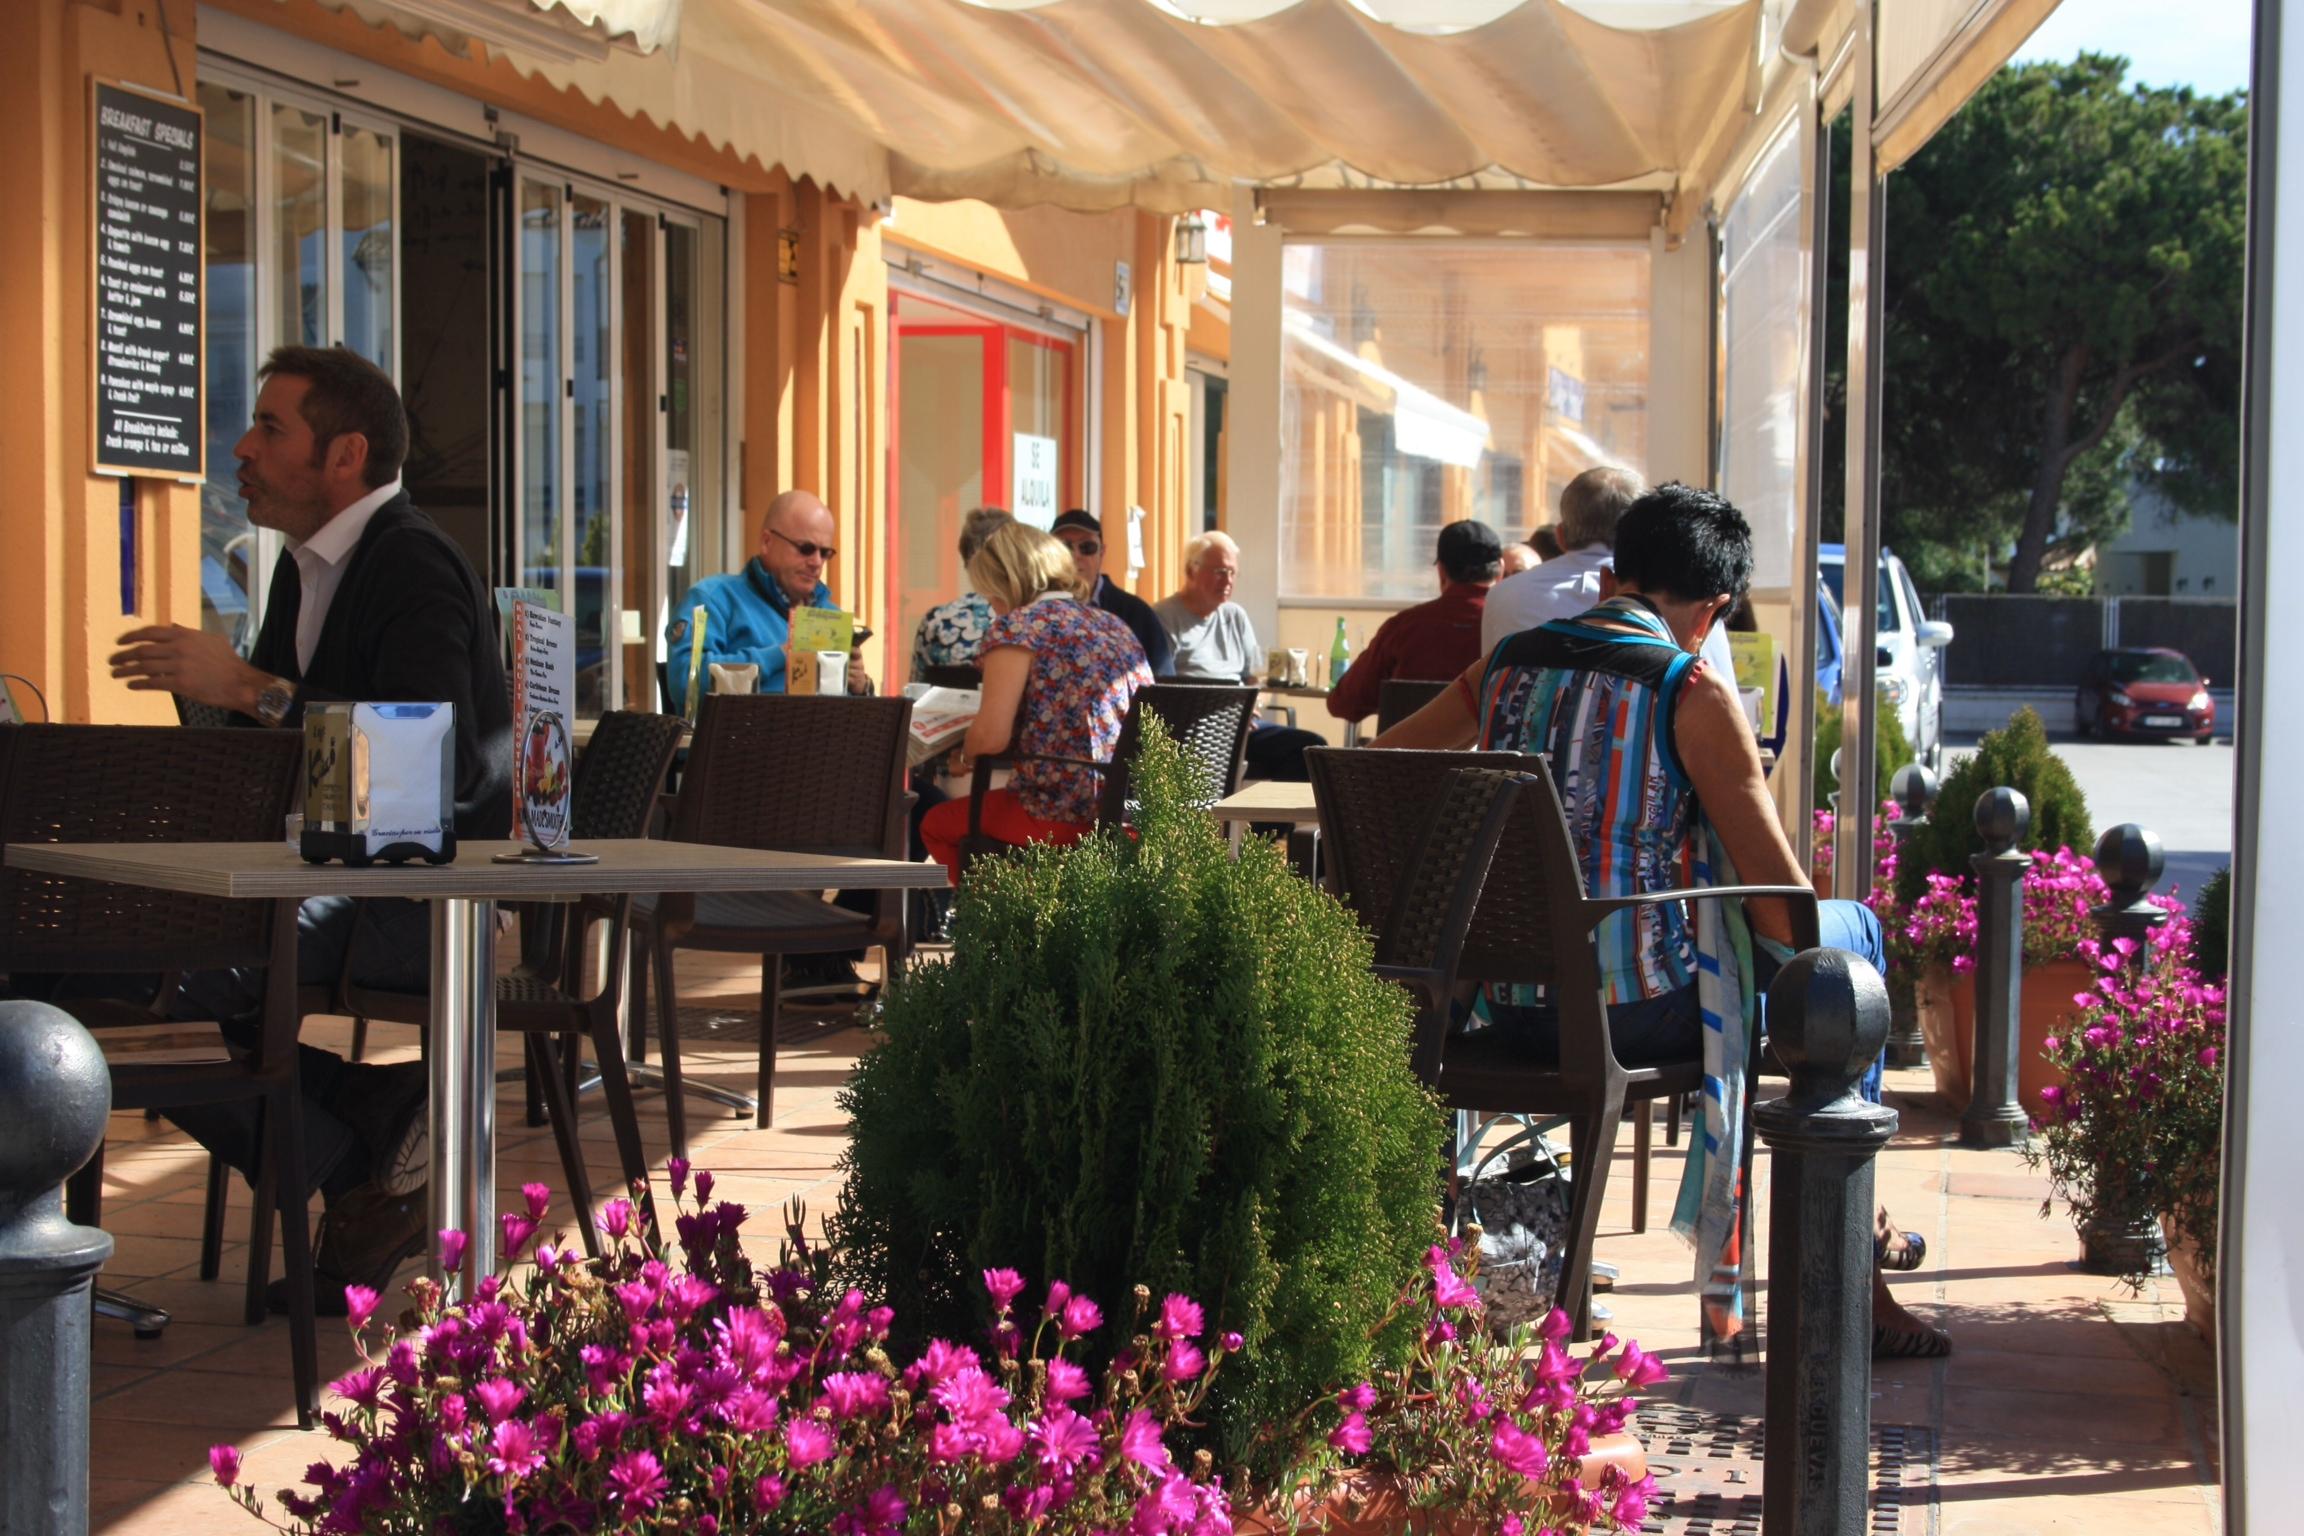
[{"x1": 211, "y1": 1171, "x2": 1663, "y2": 1535}]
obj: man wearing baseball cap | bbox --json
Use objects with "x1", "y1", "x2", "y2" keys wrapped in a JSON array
[
  {"x1": 1051, "y1": 508, "x2": 1174, "y2": 677},
  {"x1": 1326, "y1": 518, "x2": 1503, "y2": 724}
]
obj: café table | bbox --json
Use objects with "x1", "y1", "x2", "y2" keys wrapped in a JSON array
[
  {"x1": 1209, "y1": 780, "x2": 1321, "y2": 859},
  {"x1": 0, "y1": 837, "x2": 948, "y2": 1296}
]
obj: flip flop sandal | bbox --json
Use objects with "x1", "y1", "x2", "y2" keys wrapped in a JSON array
[
  {"x1": 1872, "y1": 1321, "x2": 1953, "y2": 1360},
  {"x1": 1877, "y1": 1229, "x2": 1927, "y2": 1271}
]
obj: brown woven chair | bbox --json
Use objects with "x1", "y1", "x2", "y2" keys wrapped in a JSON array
[
  {"x1": 1321, "y1": 751, "x2": 1820, "y2": 1339},
  {"x1": 337, "y1": 711, "x2": 686, "y2": 1248},
  {"x1": 959, "y1": 682, "x2": 1255, "y2": 864},
  {"x1": 0, "y1": 724, "x2": 320, "y2": 1425},
  {"x1": 1375, "y1": 677, "x2": 1452, "y2": 736},
  {"x1": 628, "y1": 694, "x2": 915, "y2": 1152}
]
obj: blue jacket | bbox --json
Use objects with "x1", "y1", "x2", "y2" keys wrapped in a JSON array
[{"x1": 665, "y1": 558, "x2": 833, "y2": 705}]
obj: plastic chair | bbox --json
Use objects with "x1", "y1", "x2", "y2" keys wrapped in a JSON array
[
  {"x1": 1375, "y1": 677, "x2": 1452, "y2": 736},
  {"x1": 0, "y1": 724, "x2": 319, "y2": 1425}
]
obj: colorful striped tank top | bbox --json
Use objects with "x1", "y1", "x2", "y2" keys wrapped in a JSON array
[{"x1": 1476, "y1": 596, "x2": 1702, "y2": 1007}]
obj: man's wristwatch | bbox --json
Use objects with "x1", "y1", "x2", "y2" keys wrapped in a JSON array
[{"x1": 252, "y1": 676, "x2": 297, "y2": 728}]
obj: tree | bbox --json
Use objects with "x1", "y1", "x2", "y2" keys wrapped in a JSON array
[{"x1": 1823, "y1": 57, "x2": 2246, "y2": 593}]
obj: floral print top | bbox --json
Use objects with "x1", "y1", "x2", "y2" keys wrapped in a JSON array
[
  {"x1": 910, "y1": 592, "x2": 995, "y2": 682},
  {"x1": 986, "y1": 595, "x2": 1153, "y2": 824}
]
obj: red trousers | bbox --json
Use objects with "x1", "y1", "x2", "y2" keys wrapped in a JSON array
[{"x1": 919, "y1": 789, "x2": 1092, "y2": 884}]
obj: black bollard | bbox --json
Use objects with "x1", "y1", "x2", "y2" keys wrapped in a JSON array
[
  {"x1": 0, "y1": 1001, "x2": 116, "y2": 1536},
  {"x1": 1883, "y1": 763, "x2": 1939, "y2": 1068},
  {"x1": 2090, "y1": 823, "x2": 2170, "y2": 959},
  {"x1": 1756, "y1": 949, "x2": 1898, "y2": 1536},
  {"x1": 1961, "y1": 787, "x2": 2033, "y2": 1148}
]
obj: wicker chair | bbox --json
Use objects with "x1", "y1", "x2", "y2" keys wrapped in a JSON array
[
  {"x1": 628, "y1": 694, "x2": 915, "y2": 1152},
  {"x1": 336, "y1": 711, "x2": 686, "y2": 1248},
  {"x1": 0, "y1": 724, "x2": 320, "y2": 1424},
  {"x1": 958, "y1": 682, "x2": 1255, "y2": 863},
  {"x1": 1374, "y1": 677, "x2": 1452, "y2": 736},
  {"x1": 1322, "y1": 752, "x2": 1820, "y2": 1339}
]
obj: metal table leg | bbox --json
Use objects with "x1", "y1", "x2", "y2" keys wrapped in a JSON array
[{"x1": 427, "y1": 896, "x2": 497, "y2": 1298}]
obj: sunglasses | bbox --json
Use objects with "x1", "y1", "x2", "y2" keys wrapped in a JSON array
[
  {"x1": 770, "y1": 527, "x2": 836, "y2": 562},
  {"x1": 1060, "y1": 537, "x2": 1102, "y2": 556}
]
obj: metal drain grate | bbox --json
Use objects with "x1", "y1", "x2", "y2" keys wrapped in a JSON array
[{"x1": 1635, "y1": 1404, "x2": 1937, "y2": 1535}]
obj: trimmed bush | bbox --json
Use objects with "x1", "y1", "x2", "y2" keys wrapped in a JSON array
[
  {"x1": 831, "y1": 720, "x2": 1445, "y2": 1474},
  {"x1": 1814, "y1": 686, "x2": 1918, "y2": 809},
  {"x1": 2191, "y1": 866, "x2": 2231, "y2": 981},
  {"x1": 1896, "y1": 706, "x2": 2092, "y2": 904}
]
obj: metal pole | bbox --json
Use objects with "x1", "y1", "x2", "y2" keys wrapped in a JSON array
[
  {"x1": 1834, "y1": 0, "x2": 1887, "y2": 901},
  {"x1": 1756, "y1": 949, "x2": 1897, "y2": 1536},
  {"x1": 427, "y1": 896, "x2": 498, "y2": 1297},
  {"x1": 1884, "y1": 762, "x2": 1939, "y2": 1069},
  {"x1": 1961, "y1": 788, "x2": 2032, "y2": 1148},
  {"x1": 0, "y1": 1001, "x2": 116, "y2": 1536}
]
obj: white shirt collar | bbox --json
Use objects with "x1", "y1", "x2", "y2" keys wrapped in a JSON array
[{"x1": 294, "y1": 478, "x2": 402, "y2": 567}]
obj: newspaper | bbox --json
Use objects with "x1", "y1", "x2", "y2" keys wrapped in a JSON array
[{"x1": 904, "y1": 684, "x2": 980, "y2": 768}]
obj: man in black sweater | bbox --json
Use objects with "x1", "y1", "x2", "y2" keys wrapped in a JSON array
[
  {"x1": 1051, "y1": 508, "x2": 1174, "y2": 676},
  {"x1": 111, "y1": 345, "x2": 511, "y2": 1308}
]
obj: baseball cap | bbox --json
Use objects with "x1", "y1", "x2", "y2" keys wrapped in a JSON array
[
  {"x1": 1051, "y1": 509, "x2": 1101, "y2": 537},
  {"x1": 1436, "y1": 519, "x2": 1504, "y2": 568}
]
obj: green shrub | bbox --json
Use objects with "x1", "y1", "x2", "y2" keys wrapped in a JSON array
[
  {"x1": 2190, "y1": 866, "x2": 2231, "y2": 981},
  {"x1": 1814, "y1": 686, "x2": 1918, "y2": 809},
  {"x1": 830, "y1": 720, "x2": 1445, "y2": 1475},
  {"x1": 1895, "y1": 706, "x2": 2093, "y2": 904}
]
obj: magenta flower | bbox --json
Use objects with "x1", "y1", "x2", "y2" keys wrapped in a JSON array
[
  {"x1": 1328, "y1": 1411, "x2": 1372, "y2": 1454},
  {"x1": 1489, "y1": 1417, "x2": 1550, "y2": 1480},
  {"x1": 1045, "y1": 1356, "x2": 1092, "y2": 1403},
  {"x1": 1119, "y1": 1408, "x2": 1171, "y2": 1470},
  {"x1": 1426, "y1": 1245, "x2": 1483, "y2": 1311},
  {"x1": 785, "y1": 1418, "x2": 837, "y2": 1468},
  {"x1": 606, "y1": 1449, "x2": 669, "y2": 1513},
  {"x1": 1613, "y1": 1473, "x2": 1660, "y2": 1528},
  {"x1": 437, "y1": 1228, "x2": 468, "y2": 1272},
  {"x1": 820, "y1": 1371, "x2": 892, "y2": 1421},
  {"x1": 667, "y1": 1157, "x2": 690, "y2": 1199},
  {"x1": 755, "y1": 1474, "x2": 787, "y2": 1511},
  {"x1": 1338, "y1": 1381, "x2": 1377, "y2": 1413},
  {"x1": 694, "y1": 1169, "x2": 715, "y2": 1204},
  {"x1": 982, "y1": 1268, "x2": 1026, "y2": 1311},
  {"x1": 342, "y1": 1284, "x2": 379, "y2": 1331},
  {"x1": 499, "y1": 1210, "x2": 538, "y2": 1260},
  {"x1": 208, "y1": 1444, "x2": 241, "y2": 1488},
  {"x1": 1057, "y1": 1294, "x2": 1103, "y2": 1340},
  {"x1": 1220, "y1": 1330, "x2": 1244, "y2": 1353},
  {"x1": 487, "y1": 1418, "x2": 546, "y2": 1482},
  {"x1": 597, "y1": 1199, "x2": 634, "y2": 1242},
  {"x1": 1161, "y1": 1341, "x2": 1207, "y2": 1383},
  {"x1": 332, "y1": 1367, "x2": 386, "y2": 1412},
  {"x1": 832, "y1": 1485, "x2": 909, "y2": 1536},
  {"x1": 520, "y1": 1182, "x2": 550, "y2": 1222},
  {"x1": 1027, "y1": 1407, "x2": 1101, "y2": 1472},
  {"x1": 1614, "y1": 1340, "x2": 1669, "y2": 1389},
  {"x1": 1155, "y1": 1293, "x2": 1204, "y2": 1341},
  {"x1": 471, "y1": 1377, "x2": 526, "y2": 1425}
]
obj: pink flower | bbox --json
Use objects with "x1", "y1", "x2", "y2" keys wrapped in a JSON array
[
  {"x1": 666, "y1": 1157, "x2": 690, "y2": 1199},
  {"x1": 208, "y1": 1444, "x2": 241, "y2": 1488},
  {"x1": 694, "y1": 1169, "x2": 715, "y2": 1204},
  {"x1": 521, "y1": 1182, "x2": 550, "y2": 1222},
  {"x1": 1612, "y1": 1473, "x2": 1660, "y2": 1528},
  {"x1": 1156, "y1": 1293, "x2": 1204, "y2": 1341},
  {"x1": 1489, "y1": 1418, "x2": 1549, "y2": 1480},
  {"x1": 597, "y1": 1199, "x2": 633, "y2": 1242},
  {"x1": 785, "y1": 1418, "x2": 837, "y2": 1468},
  {"x1": 820, "y1": 1371, "x2": 891, "y2": 1421},
  {"x1": 1339, "y1": 1381, "x2": 1377, "y2": 1412},
  {"x1": 1220, "y1": 1330, "x2": 1244, "y2": 1353},
  {"x1": 1614, "y1": 1341, "x2": 1669, "y2": 1389},
  {"x1": 487, "y1": 1418, "x2": 545, "y2": 1481},
  {"x1": 607, "y1": 1449, "x2": 669, "y2": 1513},
  {"x1": 754, "y1": 1474, "x2": 787, "y2": 1511},
  {"x1": 342, "y1": 1284, "x2": 379, "y2": 1331},
  {"x1": 1028, "y1": 1407, "x2": 1101, "y2": 1472},
  {"x1": 499, "y1": 1210, "x2": 538, "y2": 1260},
  {"x1": 1120, "y1": 1408, "x2": 1171, "y2": 1470},
  {"x1": 833, "y1": 1486, "x2": 909, "y2": 1536},
  {"x1": 1162, "y1": 1341, "x2": 1207, "y2": 1383},
  {"x1": 1044, "y1": 1280, "x2": 1072, "y2": 1316},
  {"x1": 1426, "y1": 1245, "x2": 1483, "y2": 1311},
  {"x1": 437, "y1": 1228, "x2": 468, "y2": 1272},
  {"x1": 472, "y1": 1378, "x2": 526, "y2": 1424},
  {"x1": 1057, "y1": 1294, "x2": 1103, "y2": 1340},
  {"x1": 1045, "y1": 1357, "x2": 1092, "y2": 1403},
  {"x1": 1328, "y1": 1411, "x2": 1372, "y2": 1454},
  {"x1": 982, "y1": 1268, "x2": 1026, "y2": 1311},
  {"x1": 333, "y1": 1367, "x2": 386, "y2": 1412}
]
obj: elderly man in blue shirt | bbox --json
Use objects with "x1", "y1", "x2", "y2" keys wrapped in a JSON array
[{"x1": 667, "y1": 489, "x2": 873, "y2": 700}]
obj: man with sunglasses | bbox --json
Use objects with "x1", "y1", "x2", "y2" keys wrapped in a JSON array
[
  {"x1": 666, "y1": 490, "x2": 874, "y2": 701},
  {"x1": 1051, "y1": 509, "x2": 1173, "y2": 678}
]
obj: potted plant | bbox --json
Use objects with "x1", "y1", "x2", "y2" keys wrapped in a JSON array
[
  {"x1": 2026, "y1": 920, "x2": 2225, "y2": 1334},
  {"x1": 1894, "y1": 707, "x2": 2092, "y2": 906},
  {"x1": 833, "y1": 721, "x2": 1448, "y2": 1478},
  {"x1": 1897, "y1": 872, "x2": 1976, "y2": 1104}
]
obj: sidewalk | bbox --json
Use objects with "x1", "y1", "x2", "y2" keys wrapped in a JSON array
[{"x1": 79, "y1": 967, "x2": 2222, "y2": 1535}]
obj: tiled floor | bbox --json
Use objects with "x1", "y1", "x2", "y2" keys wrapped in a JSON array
[{"x1": 79, "y1": 955, "x2": 2221, "y2": 1536}]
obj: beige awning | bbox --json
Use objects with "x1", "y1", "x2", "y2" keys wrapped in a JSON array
[{"x1": 489, "y1": 0, "x2": 1769, "y2": 214}]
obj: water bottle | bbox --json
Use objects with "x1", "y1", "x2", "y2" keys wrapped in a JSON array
[{"x1": 1329, "y1": 616, "x2": 1351, "y2": 687}]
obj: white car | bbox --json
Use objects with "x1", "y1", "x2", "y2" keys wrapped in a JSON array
[{"x1": 1818, "y1": 544, "x2": 1955, "y2": 770}]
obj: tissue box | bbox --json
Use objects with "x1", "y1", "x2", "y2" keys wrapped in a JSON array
[{"x1": 300, "y1": 702, "x2": 458, "y2": 866}]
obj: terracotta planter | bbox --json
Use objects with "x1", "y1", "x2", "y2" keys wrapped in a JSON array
[
  {"x1": 1236, "y1": 1434, "x2": 1647, "y2": 1534},
  {"x1": 2017, "y1": 958, "x2": 2094, "y2": 1126},
  {"x1": 1914, "y1": 965, "x2": 1971, "y2": 1107},
  {"x1": 2160, "y1": 1215, "x2": 2216, "y2": 1341}
]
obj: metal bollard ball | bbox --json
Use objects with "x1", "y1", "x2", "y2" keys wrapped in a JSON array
[
  {"x1": 1974, "y1": 785, "x2": 2031, "y2": 854},
  {"x1": 1891, "y1": 761, "x2": 1938, "y2": 823},
  {"x1": 0, "y1": 1000, "x2": 112, "y2": 1218},
  {"x1": 2092, "y1": 823, "x2": 2166, "y2": 906},
  {"x1": 1763, "y1": 948, "x2": 1893, "y2": 1115}
]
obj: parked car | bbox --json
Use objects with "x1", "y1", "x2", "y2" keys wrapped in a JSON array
[
  {"x1": 2075, "y1": 648, "x2": 2217, "y2": 743},
  {"x1": 1818, "y1": 544, "x2": 1954, "y2": 768}
]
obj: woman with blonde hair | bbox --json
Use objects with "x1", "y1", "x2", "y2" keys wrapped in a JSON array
[{"x1": 919, "y1": 521, "x2": 1153, "y2": 880}]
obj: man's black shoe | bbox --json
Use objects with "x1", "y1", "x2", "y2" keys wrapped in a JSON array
[
  {"x1": 779, "y1": 955, "x2": 868, "y2": 999},
  {"x1": 266, "y1": 1181, "x2": 427, "y2": 1317}
]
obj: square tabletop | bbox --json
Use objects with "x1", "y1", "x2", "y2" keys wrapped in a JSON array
[
  {"x1": 1, "y1": 839, "x2": 951, "y2": 901},
  {"x1": 1209, "y1": 781, "x2": 1320, "y2": 826}
]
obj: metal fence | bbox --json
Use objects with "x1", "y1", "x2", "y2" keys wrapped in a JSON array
[{"x1": 1927, "y1": 594, "x2": 2237, "y2": 688}]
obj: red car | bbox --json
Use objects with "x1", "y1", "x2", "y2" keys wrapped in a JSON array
[{"x1": 2075, "y1": 648, "x2": 2217, "y2": 743}]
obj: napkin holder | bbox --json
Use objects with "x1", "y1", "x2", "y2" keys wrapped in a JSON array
[{"x1": 300, "y1": 701, "x2": 457, "y2": 866}]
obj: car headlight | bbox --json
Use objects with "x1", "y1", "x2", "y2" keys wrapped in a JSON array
[
  {"x1": 1878, "y1": 676, "x2": 1911, "y2": 708},
  {"x1": 2108, "y1": 689, "x2": 2133, "y2": 708},
  {"x1": 2190, "y1": 691, "x2": 2211, "y2": 711}
]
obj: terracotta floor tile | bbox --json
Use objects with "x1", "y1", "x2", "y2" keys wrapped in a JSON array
[{"x1": 96, "y1": 1367, "x2": 310, "y2": 1431}]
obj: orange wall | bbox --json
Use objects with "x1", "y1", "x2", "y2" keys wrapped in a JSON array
[{"x1": 0, "y1": 0, "x2": 206, "y2": 725}]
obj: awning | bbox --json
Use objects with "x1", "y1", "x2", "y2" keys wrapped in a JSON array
[{"x1": 456, "y1": 0, "x2": 1770, "y2": 215}]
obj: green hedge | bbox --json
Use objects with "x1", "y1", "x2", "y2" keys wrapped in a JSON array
[
  {"x1": 1814, "y1": 686, "x2": 1918, "y2": 809},
  {"x1": 1896, "y1": 706, "x2": 2092, "y2": 903}
]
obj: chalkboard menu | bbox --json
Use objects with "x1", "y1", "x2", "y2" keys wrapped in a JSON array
[{"x1": 91, "y1": 80, "x2": 202, "y2": 479}]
